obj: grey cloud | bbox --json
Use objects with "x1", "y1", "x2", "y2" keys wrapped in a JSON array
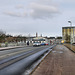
[
  {"x1": 3, "y1": 11, "x2": 27, "y2": 17},
  {"x1": 3, "y1": 0, "x2": 59, "y2": 19},
  {"x1": 16, "y1": 5, "x2": 24, "y2": 9},
  {"x1": 29, "y1": 2, "x2": 59, "y2": 19}
]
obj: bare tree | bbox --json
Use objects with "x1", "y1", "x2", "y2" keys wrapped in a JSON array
[{"x1": 0, "y1": 30, "x2": 6, "y2": 43}]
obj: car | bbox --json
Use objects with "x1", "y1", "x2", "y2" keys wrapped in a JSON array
[
  {"x1": 46, "y1": 43, "x2": 48, "y2": 45},
  {"x1": 33, "y1": 42, "x2": 41, "y2": 46},
  {"x1": 72, "y1": 43, "x2": 75, "y2": 45},
  {"x1": 41, "y1": 43, "x2": 46, "y2": 46}
]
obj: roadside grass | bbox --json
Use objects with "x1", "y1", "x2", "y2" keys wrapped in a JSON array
[{"x1": 64, "y1": 43, "x2": 75, "y2": 52}]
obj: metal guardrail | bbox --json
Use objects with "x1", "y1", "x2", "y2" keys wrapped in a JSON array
[{"x1": 0, "y1": 45, "x2": 56, "y2": 75}]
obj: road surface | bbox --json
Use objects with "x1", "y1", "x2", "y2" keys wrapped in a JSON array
[{"x1": 0, "y1": 46, "x2": 51, "y2": 70}]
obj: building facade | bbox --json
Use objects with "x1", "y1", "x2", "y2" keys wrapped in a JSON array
[
  {"x1": 32, "y1": 37, "x2": 46, "y2": 43},
  {"x1": 62, "y1": 27, "x2": 75, "y2": 43}
]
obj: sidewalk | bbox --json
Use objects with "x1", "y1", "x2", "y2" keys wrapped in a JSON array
[{"x1": 31, "y1": 45, "x2": 75, "y2": 75}]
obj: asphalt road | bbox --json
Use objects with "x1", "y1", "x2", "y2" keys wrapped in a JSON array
[
  {"x1": 0, "y1": 46, "x2": 50, "y2": 61},
  {"x1": 0, "y1": 46, "x2": 52, "y2": 71}
]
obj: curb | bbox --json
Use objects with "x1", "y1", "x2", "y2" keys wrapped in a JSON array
[
  {"x1": 64, "y1": 45, "x2": 75, "y2": 53},
  {"x1": 0, "y1": 46, "x2": 25, "y2": 51}
]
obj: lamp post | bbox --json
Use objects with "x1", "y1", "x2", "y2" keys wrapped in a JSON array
[{"x1": 68, "y1": 21, "x2": 72, "y2": 49}]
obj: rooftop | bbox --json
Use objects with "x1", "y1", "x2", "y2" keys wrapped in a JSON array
[{"x1": 62, "y1": 26, "x2": 75, "y2": 28}]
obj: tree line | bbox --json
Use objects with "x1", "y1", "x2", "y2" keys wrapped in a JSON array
[{"x1": 0, "y1": 30, "x2": 27, "y2": 43}]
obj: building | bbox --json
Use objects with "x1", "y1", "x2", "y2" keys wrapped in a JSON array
[
  {"x1": 56, "y1": 37, "x2": 62, "y2": 44},
  {"x1": 32, "y1": 37, "x2": 56, "y2": 45},
  {"x1": 32, "y1": 37, "x2": 46, "y2": 43},
  {"x1": 26, "y1": 37, "x2": 35, "y2": 43},
  {"x1": 47, "y1": 37, "x2": 55, "y2": 45},
  {"x1": 62, "y1": 26, "x2": 75, "y2": 43},
  {"x1": 26, "y1": 33, "x2": 56, "y2": 45}
]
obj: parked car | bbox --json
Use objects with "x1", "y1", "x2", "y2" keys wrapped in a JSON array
[{"x1": 33, "y1": 42, "x2": 41, "y2": 47}]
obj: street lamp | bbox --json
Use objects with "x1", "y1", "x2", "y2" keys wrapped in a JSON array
[
  {"x1": 68, "y1": 21, "x2": 72, "y2": 49},
  {"x1": 68, "y1": 21, "x2": 72, "y2": 26}
]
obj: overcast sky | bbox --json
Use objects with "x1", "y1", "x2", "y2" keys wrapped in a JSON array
[{"x1": 0, "y1": 0, "x2": 75, "y2": 37}]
